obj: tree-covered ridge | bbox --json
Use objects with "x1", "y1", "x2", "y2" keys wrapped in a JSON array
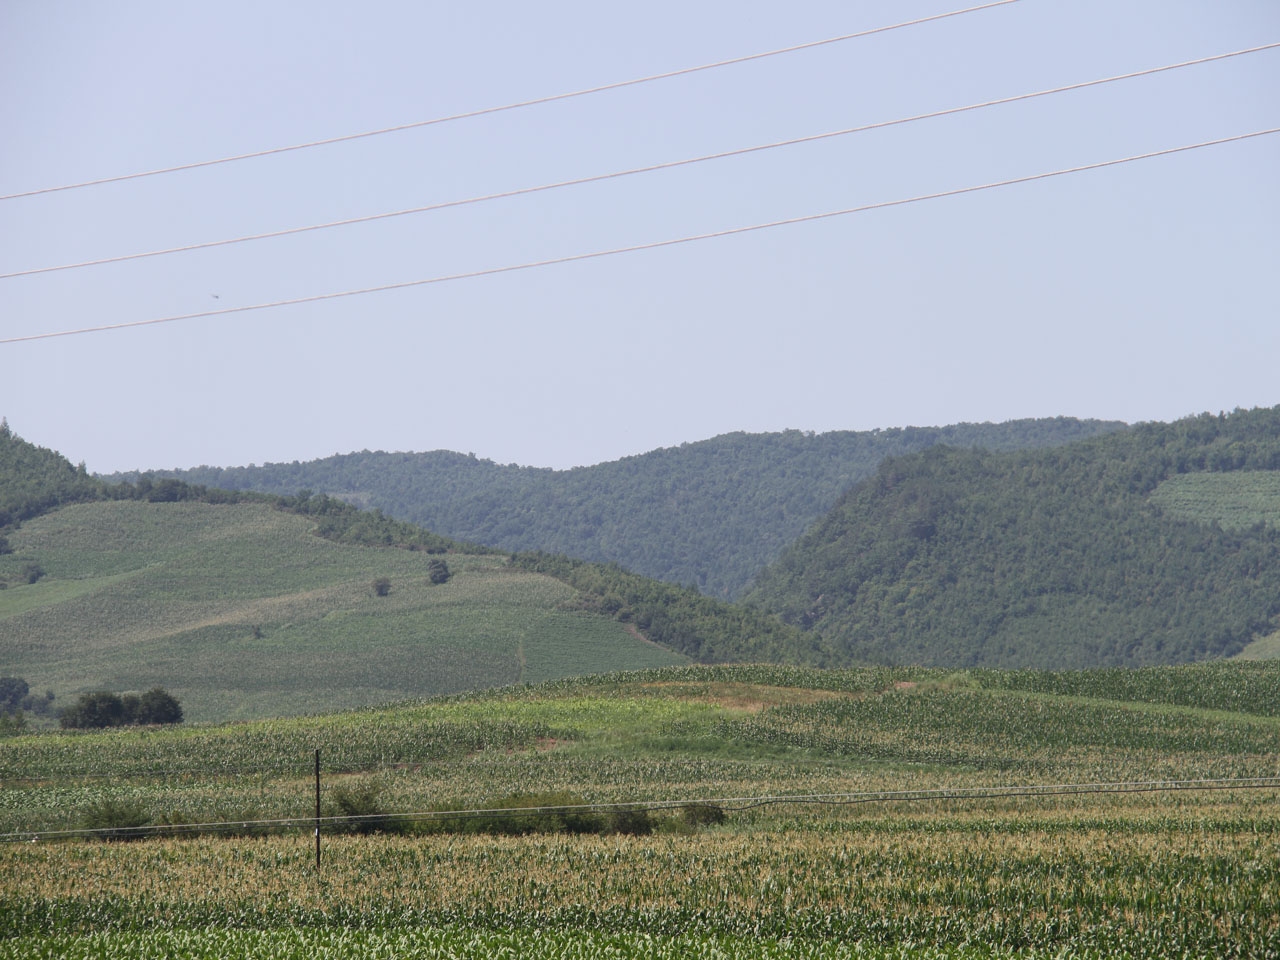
[
  {"x1": 746, "y1": 407, "x2": 1280, "y2": 670},
  {"x1": 108, "y1": 418, "x2": 1126, "y2": 598},
  {"x1": 0, "y1": 421, "x2": 102, "y2": 536},
  {"x1": 510, "y1": 552, "x2": 827, "y2": 666}
]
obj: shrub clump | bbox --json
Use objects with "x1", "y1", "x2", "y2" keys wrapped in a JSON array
[
  {"x1": 59, "y1": 688, "x2": 182, "y2": 729},
  {"x1": 327, "y1": 779, "x2": 406, "y2": 835},
  {"x1": 79, "y1": 800, "x2": 152, "y2": 841},
  {"x1": 410, "y1": 794, "x2": 721, "y2": 837},
  {"x1": 681, "y1": 802, "x2": 727, "y2": 827}
]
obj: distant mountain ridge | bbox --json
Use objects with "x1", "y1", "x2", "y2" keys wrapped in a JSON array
[
  {"x1": 107, "y1": 418, "x2": 1127, "y2": 598},
  {"x1": 745, "y1": 407, "x2": 1280, "y2": 669}
]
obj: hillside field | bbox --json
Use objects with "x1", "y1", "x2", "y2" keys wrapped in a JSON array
[
  {"x1": 0, "y1": 501, "x2": 684, "y2": 721},
  {"x1": 2, "y1": 663, "x2": 1278, "y2": 957},
  {"x1": 1150, "y1": 470, "x2": 1280, "y2": 531}
]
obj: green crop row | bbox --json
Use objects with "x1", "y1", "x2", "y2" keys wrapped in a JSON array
[
  {"x1": 3, "y1": 811, "x2": 1277, "y2": 957},
  {"x1": 716, "y1": 686, "x2": 1280, "y2": 777},
  {"x1": 0, "y1": 925, "x2": 1156, "y2": 959}
]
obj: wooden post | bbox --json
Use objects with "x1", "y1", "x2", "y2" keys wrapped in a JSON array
[{"x1": 314, "y1": 748, "x2": 321, "y2": 869}]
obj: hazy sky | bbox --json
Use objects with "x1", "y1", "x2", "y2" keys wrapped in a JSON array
[{"x1": 3, "y1": 1, "x2": 1277, "y2": 473}]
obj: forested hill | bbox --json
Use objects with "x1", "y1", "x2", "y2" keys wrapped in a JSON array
[
  {"x1": 745, "y1": 407, "x2": 1280, "y2": 670},
  {"x1": 0, "y1": 424, "x2": 481, "y2": 558},
  {"x1": 0, "y1": 420, "x2": 102, "y2": 537},
  {"x1": 107, "y1": 418, "x2": 1125, "y2": 598}
]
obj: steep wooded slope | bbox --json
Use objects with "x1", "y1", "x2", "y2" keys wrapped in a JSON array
[
  {"x1": 746, "y1": 407, "x2": 1280, "y2": 669},
  {"x1": 0, "y1": 420, "x2": 102, "y2": 537},
  {"x1": 111, "y1": 418, "x2": 1125, "y2": 597}
]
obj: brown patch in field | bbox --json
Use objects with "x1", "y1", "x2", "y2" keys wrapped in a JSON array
[
  {"x1": 639, "y1": 682, "x2": 854, "y2": 713},
  {"x1": 92, "y1": 584, "x2": 355, "y2": 651},
  {"x1": 894, "y1": 681, "x2": 918, "y2": 690},
  {"x1": 621, "y1": 623, "x2": 673, "y2": 652}
]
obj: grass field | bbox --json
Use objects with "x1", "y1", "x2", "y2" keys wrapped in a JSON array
[
  {"x1": 2, "y1": 663, "x2": 1278, "y2": 957},
  {"x1": 0, "y1": 501, "x2": 685, "y2": 721},
  {"x1": 1149, "y1": 470, "x2": 1280, "y2": 531},
  {"x1": 1236, "y1": 630, "x2": 1280, "y2": 660}
]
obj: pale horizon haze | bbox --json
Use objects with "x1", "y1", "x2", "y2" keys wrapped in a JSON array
[{"x1": 3, "y1": 1, "x2": 1277, "y2": 473}]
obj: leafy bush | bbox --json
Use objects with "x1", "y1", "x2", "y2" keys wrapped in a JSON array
[
  {"x1": 79, "y1": 800, "x2": 152, "y2": 841},
  {"x1": 607, "y1": 807, "x2": 653, "y2": 836},
  {"x1": 136, "y1": 687, "x2": 183, "y2": 725},
  {"x1": 427, "y1": 559, "x2": 450, "y2": 585},
  {"x1": 681, "y1": 802, "x2": 727, "y2": 827},
  {"x1": 60, "y1": 692, "x2": 126, "y2": 729},
  {"x1": 0, "y1": 677, "x2": 29, "y2": 715},
  {"x1": 327, "y1": 779, "x2": 405, "y2": 835},
  {"x1": 416, "y1": 793, "x2": 603, "y2": 837}
]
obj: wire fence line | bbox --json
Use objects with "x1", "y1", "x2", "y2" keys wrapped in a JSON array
[{"x1": 5, "y1": 776, "x2": 1278, "y2": 844}]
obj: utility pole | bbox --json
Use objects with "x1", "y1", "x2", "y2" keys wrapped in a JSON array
[{"x1": 314, "y1": 748, "x2": 321, "y2": 869}]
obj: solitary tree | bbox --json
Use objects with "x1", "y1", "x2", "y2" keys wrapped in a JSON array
[
  {"x1": 427, "y1": 559, "x2": 451, "y2": 585},
  {"x1": 372, "y1": 577, "x2": 392, "y2": 597}
]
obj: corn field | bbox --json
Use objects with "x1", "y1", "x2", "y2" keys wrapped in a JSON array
[{"x1": 2, "y1": 664, "x2": 1278, "y2": 957}]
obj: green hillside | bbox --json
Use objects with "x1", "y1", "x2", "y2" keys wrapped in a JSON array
[
  {"x1": 108, "y1": 418, "x2": 1125, "y2": 598},
  {"x1": 746, "y1": 407, "x2": 1280, "y2": 669},
  {"x1": 4, "y1": 662, "x2": 1279, "y2": 958},
  {"x1": 0, "y1": 500, "x2": 686, "y2": 722}
]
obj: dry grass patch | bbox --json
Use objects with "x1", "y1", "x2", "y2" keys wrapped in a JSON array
[{"x1": 639, "y1": 682, "x2": 854, "y2": 713}]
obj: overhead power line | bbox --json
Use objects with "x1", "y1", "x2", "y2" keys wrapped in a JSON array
[
  {"x1": 3, "y1": 126, "x2": 1275, "y2": 346},
  {"x1": 3, "y1": 775, "x2": 1277, "y2": 843},
  {"x1": 6, "y1": 41, "x2": 1275, "y2": 282},
  {"x1": 0, "y1": 1, "x2": 1020, "y2": 203}
]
